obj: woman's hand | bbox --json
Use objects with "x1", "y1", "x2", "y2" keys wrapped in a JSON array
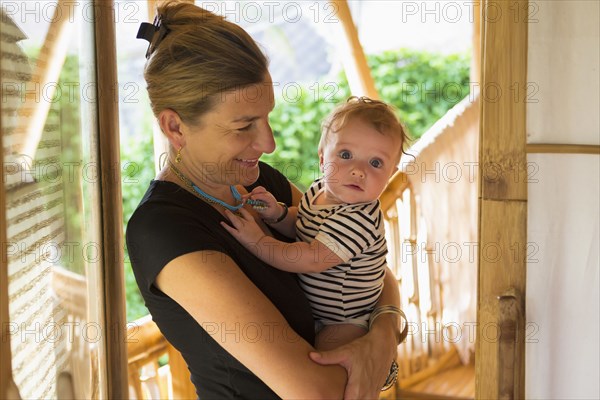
[
  {"x1": 309, "y1": 325, "x2": 397, "y2": 400},
  {"x1": 310, "y1": 268, "x2": 403, "y2": 399}
]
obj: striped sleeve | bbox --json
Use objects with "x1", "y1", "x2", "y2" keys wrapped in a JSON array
[{"x1": 314, "y1": 202, "x2": 381, "y2": 262}]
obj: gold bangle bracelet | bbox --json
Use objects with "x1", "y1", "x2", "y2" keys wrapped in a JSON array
[
  {"x1": 370, "y1": 306, "x2": 405, "y2": 391},
  {"x1": 369, "y1": 305, "x2": 408, "y2": 344}
]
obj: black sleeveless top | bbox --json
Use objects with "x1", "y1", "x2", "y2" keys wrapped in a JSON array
[{"x1": 126, "y1": 162, "x2": 315, "y2": 399}]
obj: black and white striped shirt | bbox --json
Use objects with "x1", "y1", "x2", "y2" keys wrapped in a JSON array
[{"x1": 296, "y1": 179, "x2": 387, "y2": 327}]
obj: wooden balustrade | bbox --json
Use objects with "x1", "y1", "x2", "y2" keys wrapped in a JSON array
[
  {"x1": 127, "y1": 315, "x2": 169, "y2": 399},
  {"x1": 127, "y1": 315, "x2": 196, "y2": 399},
  {"x1": 126, "y1": 315, "x2": 196, "y2": 399},
  {"x1": 380, "y1": 95, "x2": 479, "y2": 398}
]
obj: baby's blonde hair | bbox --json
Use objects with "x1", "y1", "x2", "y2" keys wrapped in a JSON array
[
  {"x1": 143, "y1": 0, "x2": 269, "y2": 125},
  {"x1": 319, "y1": 97, "x2": 410, "y2": 162}
]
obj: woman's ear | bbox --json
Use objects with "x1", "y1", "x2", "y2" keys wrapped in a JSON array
[
  {"x1": 158, "y1": 109, "x2": 185, "y2": 149},
  {"x1": 318, "y1": 152, "x2": 324, "y2": 173}
]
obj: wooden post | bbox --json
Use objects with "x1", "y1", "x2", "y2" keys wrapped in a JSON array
[
  {"x1": 17, "y1": 0, "x2": 74, "y2": 161},
  {"x1": 330, "y1": 0, "x2": 379, "y2": 99},
  {"x1": 167, "y1": 344, "x2": 196, "y2": 399},
  {"x1": 147, "y1": 0, "x2": 158, "y2": 19},
  {"x1": 146, "y1": 0, "x2": 171, "y2": 174},
  {"x1": 477, "y1": 0, "x2": 528, "y2": 398},
  {"x1": 94, "y1": 1, "x2": 129, "y2": 398},
  {"x1": 471, "y1": 0, "x2": 481, "y2": 84}
]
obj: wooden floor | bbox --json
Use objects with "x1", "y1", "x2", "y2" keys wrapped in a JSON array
[
  {"x1": 380, "y1": 346, "x2": 475, "y2": 400},
  {"x1": 398, "y1": 363, "x2": 475, "y2": 399}
]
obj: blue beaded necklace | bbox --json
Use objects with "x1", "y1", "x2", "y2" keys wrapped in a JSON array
[{"x1": 169, "y1": 161, "x2": 244, "y2": 213}]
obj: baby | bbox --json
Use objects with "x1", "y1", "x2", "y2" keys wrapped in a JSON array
[{"x1": 223, "y1": 96, "x2": 409, "y2": 350}]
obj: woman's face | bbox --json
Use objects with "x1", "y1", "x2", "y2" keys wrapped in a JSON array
[{"x1": 181, "y1": 76, "x2": 276, "y2": 188}]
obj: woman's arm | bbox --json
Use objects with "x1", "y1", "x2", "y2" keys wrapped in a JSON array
[
  {"x1": 155, "y1": 250, "x2": 347, "y2": 399},
  {"x1": 310, "y1": 267, "x2": 402, "y2": 399}
]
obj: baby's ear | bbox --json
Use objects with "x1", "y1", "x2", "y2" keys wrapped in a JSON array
[{"x1": 318, "y1": 152, "x2": 324, "y2": 172}]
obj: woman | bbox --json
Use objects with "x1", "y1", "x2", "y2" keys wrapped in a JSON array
[{"x1": 126, "y1": 1, "x2": 403, "y2": 398}]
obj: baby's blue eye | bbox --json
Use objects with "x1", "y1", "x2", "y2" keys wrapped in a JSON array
[
  {"x1": 339, "y1": 150, "x2": 352, "y2": 159},
  {"x1": 370, "y1": 159, "x2": 383, "y2": 168}
]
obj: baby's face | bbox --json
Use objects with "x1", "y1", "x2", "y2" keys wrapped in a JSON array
[{"x1": 319, "y1": 117, "x2": 400, "y2": 205}]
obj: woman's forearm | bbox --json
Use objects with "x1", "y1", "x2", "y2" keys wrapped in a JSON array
[{"x1": 372, "y1": 267, "x2": 403, "y2": 344}]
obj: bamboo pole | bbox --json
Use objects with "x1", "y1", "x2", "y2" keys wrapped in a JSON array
[
  {"x1": 147, "y1": 0, "x2": 170, "y2": 174},
  {"x1": 94, "y1": 1, "x2": 128, "y2": 398},
  {"x1": 168, "y1": 344, "x2": 196, "y2": 399},
  {"x1": 526, "y1": 143, "x2": 600, "y2": 154},
  {"x1": 471, "y1": 0, "x2": 481, "y2": 84},
  {"x1": 476, "y1": 0, "x2": 528, "y2": 398},
  {"x1": 16, "y1": 0, "x2": 74, "y2": 162},
  {"x1": 330, "y1": 0, "x2": 379, "y2": 99}
]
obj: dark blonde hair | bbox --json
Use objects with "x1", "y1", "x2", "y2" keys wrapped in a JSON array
[
  {"x1": 143, "y1": 0, "x2": 269, "y2": 124},
  {"x1": 319, "y1": 96, "x2": 410, "y2": 162}
]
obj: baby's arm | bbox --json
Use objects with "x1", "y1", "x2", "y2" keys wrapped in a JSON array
[
  {"x1": 244, "y1": 186, "x2": 297, "y2": 239},
  {"x1": 221, "y1": 208, "x2": 343, "y2": 273}
]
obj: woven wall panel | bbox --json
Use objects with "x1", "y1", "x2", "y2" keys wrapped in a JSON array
[{"x1": 2, "y1": 8, "x2": 80, "y2": 399}]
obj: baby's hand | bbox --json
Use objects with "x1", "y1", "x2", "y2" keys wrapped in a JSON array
[
  {"x1": 243, "y1": 186, "x2": 280, "y2": 221},
  {"x1": 221, "y1": 209, "x2": 266, "y2": 252}
]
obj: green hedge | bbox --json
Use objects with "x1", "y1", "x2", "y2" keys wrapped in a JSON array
[{"x1": 121, "y1": 123, "x2": 155, "y2": 322}]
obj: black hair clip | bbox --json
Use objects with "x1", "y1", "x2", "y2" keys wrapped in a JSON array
[{"x1": 137, "y1": 15, "x2": 170, "y2": 59}]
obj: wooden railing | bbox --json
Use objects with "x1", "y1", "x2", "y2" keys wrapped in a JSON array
[
  {"x1": 382, "y1": 179, "x2": 448, "y2": 380},
  {"x1": 126, "y1": 316, "x2": 195, "y2": 399},
  {"x1": 380, "y1": 95, "x2": 479, "y2": 397},
  {"x1": 127, "y1": 315, "x2": 169, "y2": 399}
]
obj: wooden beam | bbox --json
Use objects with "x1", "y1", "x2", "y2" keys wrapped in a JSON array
[
  {"x1": 94, "y1": 1, "x2": 128, "y2": 398},
  {"x1": 477, "y1": 0, "x2": 528, "y2": 398},
  {"x1": 147, "y1": 0, "x2": 158, "y2": 20},
  {"x1": 380, "y1": 172, "x2": 410, "y2": 211},
  {"x1": 146, "y1": 0, "x2": 170, "y2": 174},
  {"x1": 168, "y1": 344, "x2": 197, "y2": 399},
  {"x1": 526, "y1": 143, "x2": 600, "y2": 154},
  {"x1": 471, "y1": 0, "x2": 481, "y2": 84},
  {"x1": 331, "y1": 0, "x2": 379, "y2": 99},
  {"x1": 479, "y1": 12, "x2": 528, "y2": 201},
  {"x1": 16, "y1": 0, "x2": 73, "y2": 162}
]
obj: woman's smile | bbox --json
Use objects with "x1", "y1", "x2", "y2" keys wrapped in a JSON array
[{"x1": 236, "y1": 157, "x2": 260, "y2": 168}]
